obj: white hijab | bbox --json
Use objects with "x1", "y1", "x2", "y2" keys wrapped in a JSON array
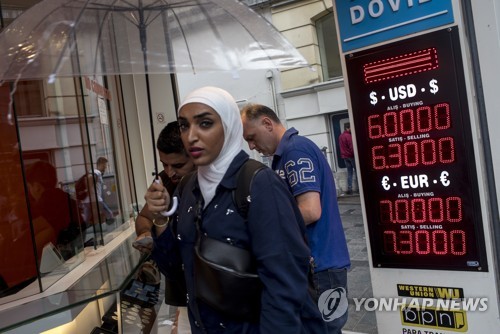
[{"x1": 178, "y1": 86, "x2": 244, "y2": 206}]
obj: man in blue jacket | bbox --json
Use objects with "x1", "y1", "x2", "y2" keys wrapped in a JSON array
[{"x1": 241, "y1": 104, "x2": 351, "y2": 333}]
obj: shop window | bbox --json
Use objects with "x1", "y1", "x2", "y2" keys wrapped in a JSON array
[
  {"x1": 0, "y1": 0, "x2": 143, "y2": 311},
  {"x1": 316, "y1": 12, "x2": 343, "y2": 81},
  {"x1": 0, "y1": 0, "x2": 151, "y2": 303},
  {"x1": 0, "y1": 73, "x2": 139, "y2": 299}
]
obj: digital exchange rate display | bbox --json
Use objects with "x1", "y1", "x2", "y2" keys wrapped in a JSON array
[{"x1": 346, "y1": 27, "x2": 487, "y2": 271}]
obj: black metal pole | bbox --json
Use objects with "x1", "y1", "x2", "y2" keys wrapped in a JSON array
[{"x1": 139, "y1": 2, "x2": 159, "y2": 178}]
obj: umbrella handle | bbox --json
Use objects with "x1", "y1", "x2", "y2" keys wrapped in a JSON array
[
  {"x1": 154, "y1": 178, "x2": 178, "y2": 216},
  {"x1": 161, "y1": 196, "x2": 178, "y2": 217}
]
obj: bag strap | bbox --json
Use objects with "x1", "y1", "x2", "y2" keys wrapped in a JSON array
[{"x1": 233, "y1": 159, "x2": 266, "y2": 219}]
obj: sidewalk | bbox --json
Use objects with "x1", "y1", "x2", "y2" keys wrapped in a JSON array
[{"x1": 338, "y1": 194, "x2": 378, "y2": 334}]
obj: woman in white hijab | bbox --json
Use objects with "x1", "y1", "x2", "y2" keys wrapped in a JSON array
[{"x1": 146, "y1": 87, "x2": 326, "y2": 333}]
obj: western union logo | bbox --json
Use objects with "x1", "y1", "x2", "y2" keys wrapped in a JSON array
[
  {"x1": 397, "y1": 284, "x2": 464, "y2": 300},
  {"x1": 401, "y1": 305, "x2": 468, "y2": 332},
  {"x1": 435, "y1": 287, "x2": 462, "y2": 299}
]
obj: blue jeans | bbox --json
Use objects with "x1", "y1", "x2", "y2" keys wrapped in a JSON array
[
  {"x1": 81, "y1": 201, "x2": 114, "y2": 224},
  {"x1": 312, "y1": 268, "x2": 348, "y2": 333},
  {"x1": 100, "y1": 200, "x2": 114, "y2": 219},
  {"x1": 344, "y1": 158, "x2": 355, "y2": 192}
]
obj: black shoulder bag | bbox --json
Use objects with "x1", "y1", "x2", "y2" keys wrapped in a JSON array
[{"x1": 193, "y1": 159, "x2": 265, "y2": 322}]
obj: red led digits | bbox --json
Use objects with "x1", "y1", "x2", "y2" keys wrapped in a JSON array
[
  {"x1": 384, "y1": 112, "x2": 398, "y2": 137},
  {"x1": 429, "y1": 197, "x2": 444, "y2": 222},
  {"x1": 411, "y1": 199, "x2": 426, "y2": 223},
  {"x1": 371, "y1": 137, "x2": 455, "y2": 169},
  {"x1": 380, "y1": 197, "x2": 466, "y2": 256},
  {"x1": 367, "y1": 102, "x2": 451, "y2": 139},
  {"x1": 383, "y1": 231, "x2": 398, "y2": 254},
  {"x1": 432, "y1": 230, "x2": 448, "y2": 255},
  {"x1": 400, "y1": 109, "x2": 415, "y2": 134},
  {"x1": 382, "y1": 230, "x2": 467, "y2": 256},
  {"x1": 415, "y1": 230, "x2": 431, "y2": 255},
  {"x1": 372, "y1": 145, "x2": 386, "y2": 169},
  {"x1": 435, "y1": 103, "x2": 451, "y2": 130},
  {"x1": 399, "y1": 231, "x2": 413, "y2": 254},
  {"x1": 395, "y1": 200, "x2": 409, "y2": 223},
  {"x1": 368, "y1": 114, "x2": 383, "y2": 138},
  {"x1": 439, "y1": 137, "x2": 455, "y2": 163},
  {"x1": 379, "y1": 197, "x2": 463, "y2": 224},
  {"x1": 388, "y1": 144, "x2": 402, "y2": 168},
  {"x1": 367, "y1": 103, "x2": 454, "y2": 168},
  {"x1": 416, "y1": 106, "x2": 432, "y2": 132},
  {"x1": 404, "y1": 142, "x2": 419, "y2": 167},
  {"x1": 450, "y1": 230, "x2": 466, "y2": 255},
  {"x1": 380, "y1": 200, "x2": 393, "y2": 223},
  {"x1": 421, "y1": 139, "x2": 437, "y2": 165},
  {"x1": 447, "y1": 197, "x2": 463, "y2": 222}
]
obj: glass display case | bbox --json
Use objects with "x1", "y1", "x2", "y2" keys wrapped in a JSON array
[{"x1": 0, "y1": 225, "x2": 174, "y2": 334}]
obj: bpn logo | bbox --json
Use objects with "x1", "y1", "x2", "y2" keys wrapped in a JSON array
[
  {"x1": 318, "y1": 287, "x2": 348, "y2": 322},
  {"x1": 401, "y1": 305, "x2": 468, "y2": 332}
]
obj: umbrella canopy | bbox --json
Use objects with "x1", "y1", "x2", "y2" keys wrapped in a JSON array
[
  {"x1": 0, "y1": 0, "x2": 309, "y2": 177},
  {"x1": 0, "y1": 0, "x2": 308, "y2": 82}
]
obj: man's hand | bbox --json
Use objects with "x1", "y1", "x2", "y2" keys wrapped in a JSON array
[{"x1": 145, "y1": 179, "x2": 171, "y2": 215}]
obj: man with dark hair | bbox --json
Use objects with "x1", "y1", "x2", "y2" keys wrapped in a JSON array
[
  {"x1": 339, "y1": 122, "x2": 355, "y2": 195},
  {"x1": 241, "y1": 104, "x2": 350, "y2": 333},
  {"x1": 155, "y1": 121, "x2": 195, "y2": 195},
  {"x1": 134, "y1": 121, "x2": 195, "y2": 334},
  {"x1": 157, "y1": 121, "x2": 184, "y2": 154}
]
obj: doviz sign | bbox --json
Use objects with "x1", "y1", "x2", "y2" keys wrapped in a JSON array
[{"x1": 334, "y1": 0, "x2": 454, "y2": 52}]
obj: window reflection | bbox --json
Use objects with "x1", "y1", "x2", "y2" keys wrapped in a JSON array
[
  {"x1": 0, "y1": 84, "x2": 38, "y2": 298},
  {"x1": 0, "y1": 73, "x2": 134, "y2": 298},
  {"x1": 25, "y1": 160, "x2": 85, "y2": 261},
  {"x1": 79, "y1": 157, "x2": 115, "y2": 226}
]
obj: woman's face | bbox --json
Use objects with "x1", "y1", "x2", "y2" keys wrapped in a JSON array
[{"x1": 178, "y1": 102, "x2": 224, "y2": 166}]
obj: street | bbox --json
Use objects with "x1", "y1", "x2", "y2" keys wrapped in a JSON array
[{"x1": 339, "y1": 195, "x2": 378, "y2": 334}]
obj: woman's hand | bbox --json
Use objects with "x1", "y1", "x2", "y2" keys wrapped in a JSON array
[{"x1": 144, "y1": 179, "x2": 171, "y2": 215}]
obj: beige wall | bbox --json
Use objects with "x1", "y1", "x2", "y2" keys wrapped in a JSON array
[{"x1": 271, "y1": 0, "x2": 333, "y2": 90}]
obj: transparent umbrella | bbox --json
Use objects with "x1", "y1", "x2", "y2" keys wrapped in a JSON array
[
  {"x1": 0, "y1": 0, "x2": 308, "y2": 173},
  {"x1": 0, "y1": 0, "x2": 307, "y2": 79}
]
